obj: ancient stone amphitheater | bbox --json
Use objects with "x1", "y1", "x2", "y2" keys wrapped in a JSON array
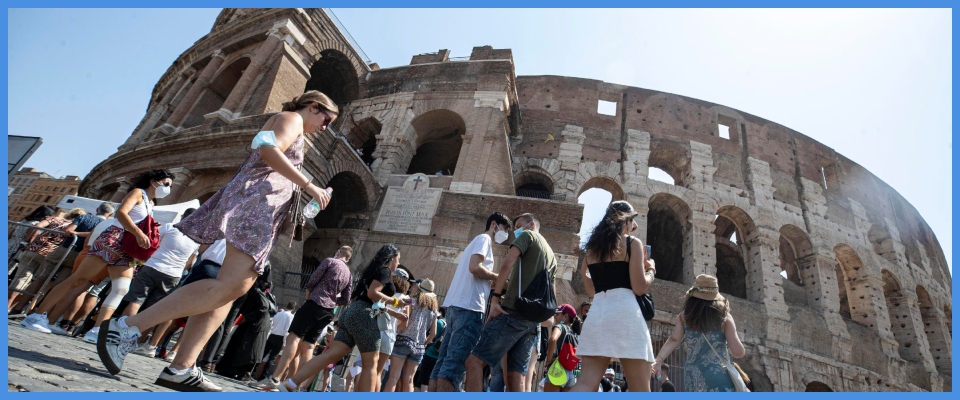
[{"x1": 78, "y1": 8, "x2": 951, "y2": 391}]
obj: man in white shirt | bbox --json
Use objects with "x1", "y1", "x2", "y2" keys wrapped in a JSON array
[
  {"x1": 124, "y1": 209, "x2": 200, "y2": 357},
  {"x1": 432, "y1": 212, "x2": 512, "y2": 392}
]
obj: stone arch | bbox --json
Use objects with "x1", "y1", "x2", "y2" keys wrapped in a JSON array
[
  {"x1": 834, "y1": 244, "x2": 874, "y2": 325},
  {"x1": 95, "y1": 182, "x2": 121, "y2": 201},
  {"x1": 648, "y1": 139, "x2": 690, "y2": 187},
  {"x1": 779, "y1": 224, "x2": 813, "y2": 307},
  {"x1": 881, "y1": 269, "x2": 922, "y2": 362},
  {"x1": 577, "y1": 176, "x2": 625, "y2": 202},
  {"x1": 916, "y1": 285, "x2": 951, "y2": 374},
  {"x1": 515, "y1": 167, "x2": 556, "y2": 199},
  {"x1": 805, "y1": 381, "x2": 834, "y2": 392},
  {"x1": 305, "y1": 49, "x2": 360, "y2": 107},
  {"x1": 182, "y1": 57, "x2": 251, "y2": 128},
  {"x1": 714, "y1": 206, "x2": 756, "y2": 299},
  {"x1": 315, "y1": 171, "x2": 370, "y2": 230},
  {"x1": 346, "y1": 117, "x2": 381, "y2": 167},
  {"x1": 405, "y1": 109, "x2": 466, "y2": 176},
  {"x1": 648, "y1": 193, "x2": 692, "y2": 284}
]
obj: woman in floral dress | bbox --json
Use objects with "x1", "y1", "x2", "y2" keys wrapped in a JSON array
[{"x1": 97, "y1": 90, "x2": 337, "y2": 392}]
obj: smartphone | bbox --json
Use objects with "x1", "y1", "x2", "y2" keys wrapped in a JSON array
[{"x1": 645, "y1": 245, "x2": 652, "y2": 261}]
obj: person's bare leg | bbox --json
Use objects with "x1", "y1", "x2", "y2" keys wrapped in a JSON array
[
  {"x1": 69, "y1": 294, "x2": 99, "y2": 324},
  {"x1": 464, "y1": 354, "x2": 487, "y2": 392},
  {"x1": 122, "y1": 245, "x2": 257, "y2": 334},
  {"x1": 619, "y1": 358, "x2": 652, "y2": 392},
  {"x1": 36, "y1": 255, "x2": 105, "y2": 315},
  {"x1": 525, "y1": 349, "x2": 538, "y2": 391},
  {"x1": 122, "y1": 301, "x2": 142, "y2": 317},
  {"x1": 428, "y1": 378, "x2": 438, "y2": 392},
  {"x1": 166, "y1": 302, "x2": 232, "y2": 370},
  {"x1": 356, "y1": 351, "x2": 381, "y2": 392},
  {"x1": 383, "y1": 355, "x2": 405, "y2": 392},
  {"x1": 570, "y1": 356, "x2": 610, "y2": 392},
  {"x1": 374, "y1": 352, "x2": 390, "y2": 391},
  {"x1": 293, "y1": 341, "x2": 315, "y2": 379},
  {"x1": 149, "y1": 320, "x2": 174, "y2": 347},
  {"x1": 507, "y1": 370, "x2": 526, "y2": 392},
  {"x1": 47, "y1": 282, "x2": 91, "y2": 324},
  {"x1": 270, "y1": 334, "x2": 303, "y2": 380},
  {"x1": 94, "y1": 264, "x2": 134, "y2": 327},
  {"x1": 401, "y1": 360, "x2": 418, "y2": 392},
  {"x1": 287, "y1": 341, "x2": 351, "y2": 387}
]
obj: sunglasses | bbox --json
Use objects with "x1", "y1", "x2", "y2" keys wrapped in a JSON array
[{"x1": 317, "y1": 107, "x2": 334, "y2": 127}]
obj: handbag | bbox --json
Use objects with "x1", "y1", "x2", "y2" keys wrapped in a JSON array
[
  {"x1": 513, "y1": 233, "x2": 558, "y2": 323},
  {"x1": 283, "y1": 162, "x2": 307, "y2": 246},
  {"x1": 557, "y1": 324, "x2": 581, "y2": 371},
  {"x1": 627, "y1": 236, "x2": 655, "y2": 321},
  {"x1": 120, "y1": 189, "x2": 161, "y2": 261},
  {"x1": 701, "y1": 332, "x2": 748, "y2": 392}
]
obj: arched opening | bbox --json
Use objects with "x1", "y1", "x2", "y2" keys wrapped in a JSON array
[
  {"x1": 714, "y1": 207, "x2": 755, "y2": 299},
  {"x1": 881, "y1": 269, "x2": 921, "y2": 362},
  {"x1": 314, "y1": 172, "x2": 369, "y2": 230},
  {"x1": 406, "y1": 110, "x2": 465, "y2": 176},
  {"x1": 347, "y1": 117, "x2": 381, "y2": 167},
  {"x1": 296, "y1": 255, "x2": 323, "y2": 289},
  {"x1": 182, "y1": 57, "x2": 250, "y2": 128},
  {"x1": 305, "y1": 49, "x2": 360, "y2": 107},
  {"x1": 577, "y1": 188, "x2": 613, "y2": 248},
  {"x1": 834, "y1": 244, "x2": 872, "y2": 327},
  {"x1": 916, "y1": 285, "x2": 951, "y2": 374},
  {"x1": 515, "y1": 169, "x2": 556, "y2": 200},
  {"x1": 648, "y1": 193, "x2": 691, "y2": 284},
  {"x1": 648, "y1": 167, "x2": 675, "y2": 185},
  {"x1": 805, "y1": 381, "x2": 834, "y2": 392},
  {"x1": 779, "y1": 225, "x2": 813, "y2": 307},
  {"x1": 96, "y1": 182, "x2": 120, "y2": 201},
  {"x1": 577, "y1": 176, "x2": 625, "y2": 202},
  {"x1": 648, "y1": 139, "x2": 689, "y2": 187}
]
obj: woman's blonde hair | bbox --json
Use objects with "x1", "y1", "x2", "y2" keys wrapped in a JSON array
[
  {"x1": 414, "y1": 291, "x2": 439, "y2": 312},
  {"x1": 65, "y1": 208, "x2": 87, "y2": 220},
  {"x1": 281, "y1": 90, "x2": 339, "y2": 114},
  {"x1": 392, "y1": 274, "x2": 410, "y2": 295}
]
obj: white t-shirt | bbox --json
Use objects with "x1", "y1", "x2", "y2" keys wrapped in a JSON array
[
  {"x1": 144, "y1": 223, "x2": 200, "y2": 277},
  {"x1": 270, "y1": 309, "x2": 295, "y2": 337},
  {"x1": 199, "y1": 239, "x2": 227, "y2": 265},
  {"x1": 442, "y1": 234, "x2": 494, "y2": 312},
  {"x1": 89, "y1": 218, "x2": 116, "y2": 243}
]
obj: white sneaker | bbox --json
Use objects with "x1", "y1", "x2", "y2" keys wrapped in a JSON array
[
  {"x1": 83, "y1": 327, "x2": 100, "y2": 343},
  {"x1": 97, "y1": 318, "x2": 141, "y2": 375},
  {"x1": 20, "y1": 313, "x2": 52, "y2": 334},
  {"x1": 154, "y1": 366, "x2": 222, "y2": 392},
  {"x1": 49, "y1": 324, "x2": 69, "y2": 336},
  {"x1": 249, "y1": 377, "x2": 279, "y2": 390},
  {"x1": 133, "y1": 344, "x2": 157, "y2": 358},
  {"x1": 163, "y1": 351, "x2": 177, "y2": 362}
]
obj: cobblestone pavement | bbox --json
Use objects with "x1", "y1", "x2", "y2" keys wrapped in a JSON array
[{"x1": 7, "y1": 320, "x2": 259, "y2": 392}]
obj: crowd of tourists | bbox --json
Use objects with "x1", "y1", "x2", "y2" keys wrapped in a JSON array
[{"x1": 10, "y1": 89, "x2": 750, "y2": 393}]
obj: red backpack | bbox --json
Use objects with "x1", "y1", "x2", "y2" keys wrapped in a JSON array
[
  {"x1": 557, "y1": 324, "x2": 581, "y2": 371},
  {"x1": 120, "y1": 190, "x2": 160, "y2": 261}
]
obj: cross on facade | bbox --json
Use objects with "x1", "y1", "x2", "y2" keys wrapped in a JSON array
[{"x1": 412, "y1": 175, "x2": 426, "y2": 190}]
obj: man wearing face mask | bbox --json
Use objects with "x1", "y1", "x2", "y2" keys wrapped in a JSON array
[{"x1": 431, "y1": 212, "x2": 512, "y2": 392}]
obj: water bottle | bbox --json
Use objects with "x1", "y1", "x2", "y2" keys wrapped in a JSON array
[{"x1": 303, "y1": 187, "x2": 333, "y2": 218}]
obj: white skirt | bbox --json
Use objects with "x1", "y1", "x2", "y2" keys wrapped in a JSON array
[{"x1": 577, "y1": 288, "x2": 655, "y2": 361}]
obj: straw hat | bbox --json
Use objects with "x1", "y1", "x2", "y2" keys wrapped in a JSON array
[
  {"x1": 686, "y1": 274, "x2": 724, "y2": 301},
  {"x1": 419, "y1": 278, "x2": 436, "y2": 294}
]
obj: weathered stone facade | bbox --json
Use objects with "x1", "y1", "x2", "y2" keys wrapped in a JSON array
[{"x1": 78, "y1": 8, "x2": 950, "y2": 392}]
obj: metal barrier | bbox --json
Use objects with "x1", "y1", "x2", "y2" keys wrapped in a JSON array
[{"x1": 7, "y1": 221, "x2": 78, "y2": 319}]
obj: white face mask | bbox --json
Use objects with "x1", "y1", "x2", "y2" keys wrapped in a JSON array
[
  {"x1": 494, "y1": 226, "x2": 508, "y2": 244},
  {"x1": 153, "y1": 182, "x2": 171, "y2": 199}
]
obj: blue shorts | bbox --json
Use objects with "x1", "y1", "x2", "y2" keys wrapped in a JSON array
[
  {"x1": 431, "y1": 306, "x2": 484, "y2": 389},
  {"x1": 471, "y1": 309, "x2": 538, "y2": 375},
  {"x1": 180, "y1": 260, "x2": 221, "y2": 287}
]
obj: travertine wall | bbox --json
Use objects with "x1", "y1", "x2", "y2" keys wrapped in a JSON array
[{"x1": 78, "y1": 8, "x2": 950, "y2": 392}]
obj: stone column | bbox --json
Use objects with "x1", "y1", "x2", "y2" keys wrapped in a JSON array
[
  {"x1": 686, "y1": 141, "x2": 717, "y2": 189},
  {"x1": 892, "y1": 293, "x2": 935, "y2": 369},
  {"x1": 124, "y1": 69, "x2": 196, "y2": 147},
  {"x1": 108, "y1": 178, "x2": 132, "y2": 203},
  {"x1": 685, "y1": 211, "x2": 717, "y2": 285},
  {"x1": 370, "y1": 98, "x2": 416, "y2": 184},
  {"x1": 161, "y1": 50, "x2": 227, "y2": 131},
  {"x1": 746, "y1": 229, "x2": 790, "y2": 320},
  {"x1": 797, "y1": 253, "x2": 850, "y2": 338},
  {"x1": 924, "y1": 306, "x2": 953, "y2": 374},
  {"x1": 215, "y1": 26, "x2": 286, "y2": 118},
  {"x1": 846, "y1": 276, "x2": 900, "y2": 356},
  {"x1": 554, "y1": 124, "x2": 585, "y2": 201}
]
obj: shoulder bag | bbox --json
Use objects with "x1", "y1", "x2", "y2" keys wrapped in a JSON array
[
  {"x1": 626, "y1": 236, "x2": 655, "y2": 321},
  {"x1": 702, "y1": 332, "x2": 748, "y2": 392},
  {"x1": 120, "y1": 189, "x2": 161, "y2": 261},
  {"x1": 514, "y1": 233, "x2": 558, "y2": 322}
]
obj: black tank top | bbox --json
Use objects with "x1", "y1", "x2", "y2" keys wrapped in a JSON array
[{"x1": 586, "y1": 236, "x2": 635, "y2": 293}]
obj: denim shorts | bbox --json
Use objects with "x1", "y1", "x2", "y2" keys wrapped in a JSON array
[
  {"x1": 471, "y1": 309, "x2": 538, "y2": 374},
  {"x1": 391, "y1": 336, "x2": 424, "y2": 364},
  {"x1": 431, "y1": 306, "x2": 484, "y2": 389},
  {"x1": 180, "y1": 260, "x2": 221, "y2": 286}
]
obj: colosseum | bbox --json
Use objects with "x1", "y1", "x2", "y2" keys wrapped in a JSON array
[{"x1": 77, "y1": 8, "x2": 951, "y2": 392}]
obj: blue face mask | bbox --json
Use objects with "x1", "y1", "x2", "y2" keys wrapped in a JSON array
[{"x1": 514, "y1": 227, "x2": 524, "y2": 239}]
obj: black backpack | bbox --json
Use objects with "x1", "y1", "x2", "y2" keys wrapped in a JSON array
[{"x1": 513, "y1": 234, "x2": 557, "y2": 322}]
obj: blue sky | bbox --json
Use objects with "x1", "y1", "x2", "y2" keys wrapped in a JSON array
[{"x1": 7, "y1": 8, "x2": 951, "y2": 272}]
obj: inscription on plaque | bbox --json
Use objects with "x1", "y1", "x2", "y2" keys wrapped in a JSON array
[{"x1": 373, "y1": 174, "x2": 443, "y2": 235}]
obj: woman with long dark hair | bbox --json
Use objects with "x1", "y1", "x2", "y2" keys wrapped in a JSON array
[
  {"x1": 96, "y1": 90, "x2": 337, "y2": 392},
  {"x1": 651, "y1": 275, "x2": 745, "y2": 392},
  {"x1": 572, "y1": 200, "x2": 656, "y2": 392},
  {"x1": 281, "y1": 244, "x2": 411, "y2": 392}
]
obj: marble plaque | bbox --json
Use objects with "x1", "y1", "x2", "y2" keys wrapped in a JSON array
[{"x1": 373, "y1": 174, "x2": 442, "y2": 235}]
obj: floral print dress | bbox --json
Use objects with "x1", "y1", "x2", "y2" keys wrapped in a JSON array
[
  {"x1": 681, "y1": 327, "x2": 735, "y2": 392},
  {"x1": 175, "y1": 133, "x2": 304, "y2": 274}
]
